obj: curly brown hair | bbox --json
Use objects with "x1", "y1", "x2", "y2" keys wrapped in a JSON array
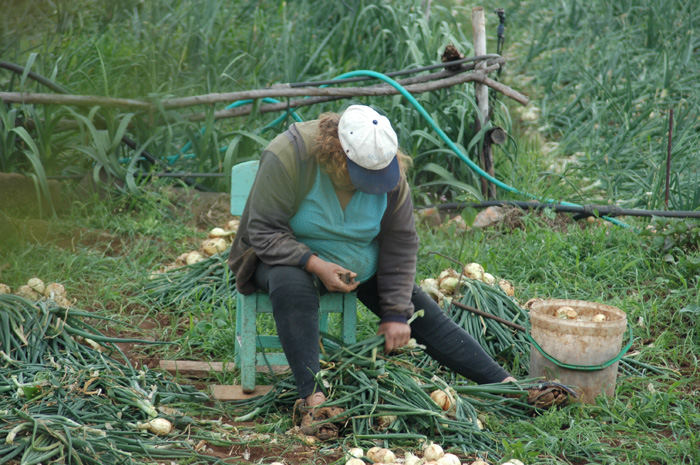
[{"x1": 316, "y1": 111, "x2": 411, "y2": 191}]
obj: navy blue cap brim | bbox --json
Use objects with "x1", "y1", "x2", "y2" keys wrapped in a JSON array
[{"x1": 347, "y1": 156, "x2": 400, "y2": 194}]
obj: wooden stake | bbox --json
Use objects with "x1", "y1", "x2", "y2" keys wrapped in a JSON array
[
  {"x1": 472, "y1": 7, "x2": 489, "y2": 127},
  {"x1": 472, "y1": 7, "x2": 496, "y2": 199},
  {"x1": 665, "y1": 108, "x2": 673, "y2": 209}
]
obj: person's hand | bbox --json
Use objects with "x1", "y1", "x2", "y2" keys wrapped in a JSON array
[
  {"x1": 377, "y1": 321, "x2": 411, "y2": 353},
  {"x1": 305, "y1": 255, "x2": 359, "y2": 293}
]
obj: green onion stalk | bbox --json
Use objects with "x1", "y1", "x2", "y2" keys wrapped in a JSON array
[
  {"x1": 234, "y1": 332, "x2": 558, "y2": 457},
  {"x1": 0, "y1": 294, "x2": 223, "y2": 465},
  {"x1": 141, "y1": 251, "x2": 234, "y2": 309}
]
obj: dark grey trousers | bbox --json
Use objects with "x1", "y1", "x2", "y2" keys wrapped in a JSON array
[{"x1": 253, "y1": 263, "x2": 510, "y2": 398}]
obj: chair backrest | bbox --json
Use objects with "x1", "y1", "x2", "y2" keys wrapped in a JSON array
[{"x1": 230, "y1": 160, "x2": 260, "y2": 216}]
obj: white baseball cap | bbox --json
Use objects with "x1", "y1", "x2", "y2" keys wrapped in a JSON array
[{"x1": 338, "y1": 105, "x2": 400, "y2": 194}]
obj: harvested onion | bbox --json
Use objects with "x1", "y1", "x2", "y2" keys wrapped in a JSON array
[
  {"x1": 498, "y1": 279, "x2": 515, "y2": 297},
  {"x1": 377, "y1": 415, "x2": 397, "y2": 430},
  {"x1": 0, "y1": 283, "x2": 10, "y2": 294},
  {"x1": 27, "y1": 277, "x2": 45, "y2": 295},
  {"x1": 44, "y1": 282, "x2": 66, "y2": 298},
  {"x1": 16, "y1": 285, "x2": 40, "y2": 301},
  {"x1": 185, "y1": 251, "x2": 205, "y2": 265},
  {"x1": 137, "y1": 417, "x2": 173, "y2": 435},
  {"x1": 463, "y1": 262, "x2": 485, "y2": 280},
  {"x1": 345, "y1": 459, "x2": 364, "y2": 465},
  {"x1": 347, "y1": 448, "x2": 363, "y2": 459},
  {"x1": 482, "y1": 272, "x2": 496, "y2": 285},
  {"x1": 472, "y1": 460, "x2": 490, "y2": 465},
  {"x1": 404, "y1": 452, "x2": 422, "y2": 465},
  {"x1": 437, "y1": 453, "x2": 461, "y2": 465},
  {"x1": 423, "y1": 443, "x2": 444, "y2": 462},
  {"x1": 208, "y1": 227, "x2": 229, "y2": 238},
  {"x1": 367, "y1": 447, "x2": 395, "y2": 463},
  {"x1": 592, "y1": 313, "x2": 607, "y2": 322},
  {"x1": 226, "y1": 218, "x2": 240, "y2": 232},
  {"x1": 501, "y1": 460, "x2": 525, "y2": 465},
  {"x1": 420, "y1": 278, "x2": 445, "y2": 304},
  {"x1": 430, "y1": 389, "x2": 453, "y2": 411},
  {"x1": 556, "y1": 306, "x2": 578, "y2": 319},
  {"x1": 201, "y1": 238, "x2": 228, "y2": 256}
]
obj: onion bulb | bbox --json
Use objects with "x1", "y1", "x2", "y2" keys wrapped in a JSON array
[
  {"x1": 345, "y1": 459, "x2": 364, "y2": 465},
  {"x1": 439, "y1": 276, "x2": 460, "y2": 294},
  {"x1": 44, "y1": 282, "x2": 66, "y2": 299},
  {"x1": 208, "y1": 227, "x2": 229, "y2": 238},
  {"x1": 226, "y1": 218, "x2": 240, "y2": 232},
  {"x1": 420, "y1": 278, "x2": 445, "y2": 304},
  {"x1": 482, "y1": 272, "x2": 496, "y2": 285},
  {"x1": 367, "y1": 447, "x2": 395, "y2": 463},
  {"x1": 430, "y1": 389, "x2": 453, "y2": 411},
  {"x1": 347, "y1": 448, "x2": 364, "y2": 459},
  {"x1": 501, "y1": 460, "x2": 525, "y2": 465},
  {"x1": 377, "y1": 415, "x2": 397, "y2": 430},
  {"x1": 404, "y1": 452, "x2": 423, "y2": 465},
  {"x1": 471, "y1": 460, "x2": 490, "y2": 465},
  {"x1": 175, "y1": 252, "x2": 190, "y2": 266},
  {"x1": 54, "y1": 295, "x2": 72, "y2": 308},
  {"x1": 16, "y1": 285, "x2": 40, "y2": 301},
  {"x1": 423, "y1": 443, "x2": 444, "y2": 461},
  {"x1": 0, "y1": 283, "x2": 10, "y2": 294},
  {"x1": 138, "y1": 417, "x2": 173, "y2": 435},
  {"x1": 201, "y1": 238, "x2": 228, "y2": 256},
  {"x1": 592, "y1": 313, "x2": 607, "y2": 322},
  {"x1": 27, "y1": 277, "x2": 45, "y2": 295},
  {"x1": 556, "y1": 306, "x2": 578, "y2": 319},
  {"x1": 498, "y1": 279, "x2": 515, "y2": 297},
  {"x1": 367, "y1": 447, "x2": 382, "y2": 462},
  {"x1": 186, "y1": 251, "x2": 205, "y2": 265},
  {"x1": 463, "y1": 262, "x2": 485, "y2": 280},
  {"x1": 437, "y1": 453, "x2": 461, "y2": 465}
]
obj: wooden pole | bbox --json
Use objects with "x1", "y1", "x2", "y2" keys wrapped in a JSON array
[
  {"x1": 0, "y1": 61, "x2": 528, "y2": 113},
  {"x1": 665, "y1": 108, "x2": 673, "y2": 209},
  {"x1": 472, "y1": 7, "x2": 497, "y2": 199},
  {"x1": 472, "y1": 7, "x2": 489, "y2": 126}
]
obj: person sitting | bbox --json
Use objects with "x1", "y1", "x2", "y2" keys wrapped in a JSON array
[{"x1": 228, "y1": 104, "x2": 516, "y2": 439}]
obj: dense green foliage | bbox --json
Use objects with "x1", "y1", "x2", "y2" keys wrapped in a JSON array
[
  {"x1": 498, "y1": 0, "x2": 699, "y2": 210},
  {"x1": 3, "y1": 0, "x2": 696, "y2": 211}
]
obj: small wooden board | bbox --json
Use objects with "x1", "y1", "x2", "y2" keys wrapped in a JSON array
[
  {"x1": 211, "y1": 384, "x2": 274, "y2": 400},
  {"x1": 159, "y1": 359, "x2": 290, "y2": 377},
  {"x1": 159, "y1": 360, "x2": 233, "y2": 376}
]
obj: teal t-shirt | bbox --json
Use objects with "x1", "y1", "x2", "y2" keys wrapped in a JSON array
[{"x1": 289, "y1": 166, "x2": 387, "y2": 282}]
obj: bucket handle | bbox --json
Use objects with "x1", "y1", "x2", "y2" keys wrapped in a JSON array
[{"x1": 527, "y1": 323, "x2": 635, "y2": 371}]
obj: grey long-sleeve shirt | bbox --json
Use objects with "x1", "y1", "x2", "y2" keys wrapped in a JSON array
[{"x1": 227, "y1": 119, "x2": 419, "y2": 323}]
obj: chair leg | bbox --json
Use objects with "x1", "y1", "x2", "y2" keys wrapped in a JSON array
[
  {"x1": 342, "y1": 293, "x2": 357, "y2": 344},
  {"x1": 238, "y1": 294, "x2": 257, "y2": 393}
]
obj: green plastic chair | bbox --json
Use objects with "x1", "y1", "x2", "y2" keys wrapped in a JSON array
[{"x1": 230, "y1": 161, "x2": 357, "y2": 393}]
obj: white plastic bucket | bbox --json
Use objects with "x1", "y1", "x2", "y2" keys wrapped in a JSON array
[{"x1": 528, "y1": 299, "x2": 628, "y2": 404}]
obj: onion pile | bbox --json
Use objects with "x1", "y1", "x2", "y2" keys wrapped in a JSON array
[
  {"x1": 151, "y1": 218, "x2": 241, "y2": 276},
  {"x1": 420, "y1": 262, "x2": 516, "y2": 306},
  {"x1": 556, "y1": 306, "x2": 608, "y2": 323},
  {"x1": 2, "y1": 278, "x2": 71, "y2": 307}
]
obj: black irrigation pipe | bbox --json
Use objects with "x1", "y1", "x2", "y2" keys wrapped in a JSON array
[
  {"x1": 288, "y1": 53, "x2": 502, "y2": 88},
  {"x1": 429, "y1": 200, "x2": 700, "y2": 219}
]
